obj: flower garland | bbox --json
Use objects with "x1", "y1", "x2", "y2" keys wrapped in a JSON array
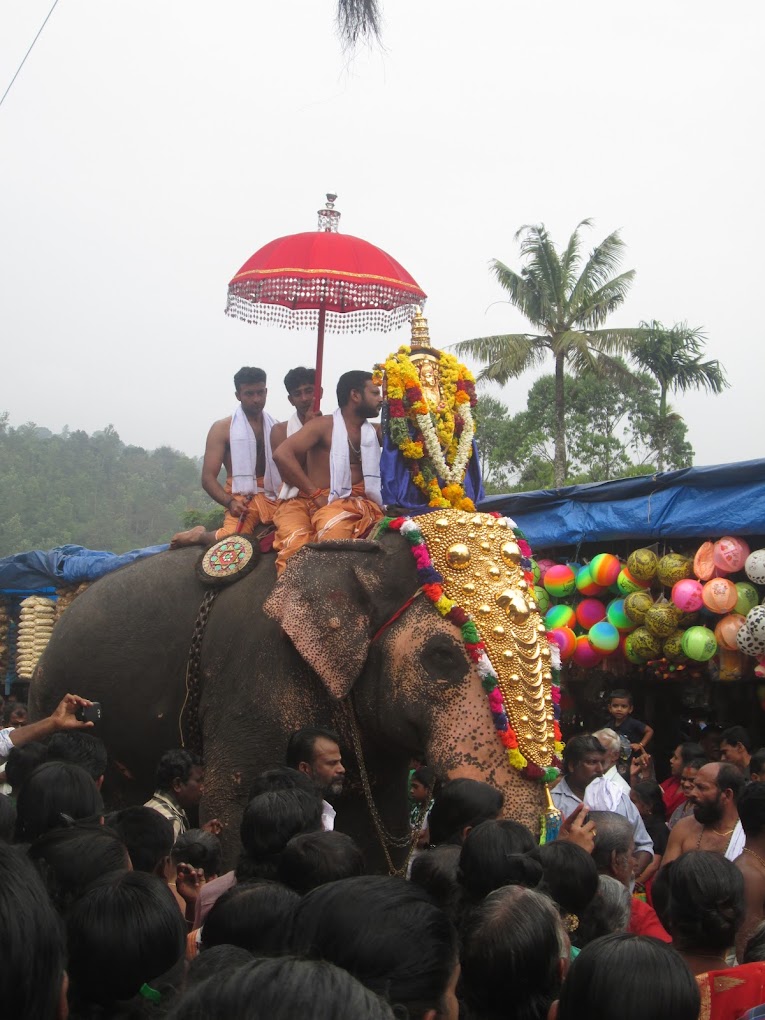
[
  {"x1": 374, "y1": 346, "x2": 477, "y2": 510},
  {"x1": 378, "y1": 513, "x2": 563, "y2": 782}
]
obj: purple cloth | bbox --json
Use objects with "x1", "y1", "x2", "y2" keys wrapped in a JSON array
[{"x1": 380, "y1": 433, "x2": 485, "y2": 513}]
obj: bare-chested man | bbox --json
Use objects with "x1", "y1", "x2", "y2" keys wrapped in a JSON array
[
  {"x1": 661, "y1": 761, "x2": 746, "y2": 868},
  {"x1": 269, "y1": 366, "x2": 322, "y2": 466},
  {"x1": 272, "y1": 370, "x2": 384, "y2": 575},
  {"x1": 735, "y1": 783, "x2": 765, "y2": 960},
  {"x1": 171, "y1": 366, "x2": 280, "y2": 548}
]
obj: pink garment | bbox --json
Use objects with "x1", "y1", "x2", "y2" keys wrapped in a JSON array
[{"x1": 193, "y1": 869, "x2": 236, "y2": 928}]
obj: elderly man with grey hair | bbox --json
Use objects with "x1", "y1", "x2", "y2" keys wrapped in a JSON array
[{"x1": 592, "y1": 728, "x2": 631, "y2": 797}]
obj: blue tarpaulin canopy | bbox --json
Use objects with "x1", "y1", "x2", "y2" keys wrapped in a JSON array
[
  {"x1": 478, "y1": 459, "x2": 765, "y2": 552},
  {"x1": 0, "y1": 543, "x2": 169, "y2": 593}
]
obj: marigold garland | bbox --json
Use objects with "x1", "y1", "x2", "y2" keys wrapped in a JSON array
[{"x1": 378, "y1": 512, "x2": 563, "y2": 783}]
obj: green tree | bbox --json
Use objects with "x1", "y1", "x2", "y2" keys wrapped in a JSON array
[
  {"x1": 629, "y1": 320, "x2": 728, "y2": 471},
  {"x1": 454, "y1": 220, "x2": 648, "y2": 487},
  {"x1": 474, "y1": 396, "x2": 515, "y2": 492}
]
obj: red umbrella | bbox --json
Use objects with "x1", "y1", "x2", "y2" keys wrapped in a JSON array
[{"x1": 225, "y1": 195, "x2": 427, "y2": 410}]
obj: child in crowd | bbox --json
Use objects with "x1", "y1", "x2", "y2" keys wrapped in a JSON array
[
  {"x1": 409, "y1": 766, "x2": 434, "y2": 847},
  {"x1": 630, "y1": 781, "x2": 669, "y2": 891},
  {"x1": 606, "y1": 689, "x2": 653, "y2": 778}
]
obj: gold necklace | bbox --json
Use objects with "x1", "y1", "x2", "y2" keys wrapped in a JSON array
[
  {"x1": 696, "y1": 825, "x2": 735, "y2": 850},
  {"x1": 744, "y1": 847, "x2": 765, "y2": 869},
  {"x1": 712, "y1": 826, "x2": 735, "y2": 836}
]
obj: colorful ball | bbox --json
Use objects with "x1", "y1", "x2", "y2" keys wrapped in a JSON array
[
  {"x1": 627, "y1": 548, "x2": 658, "y2": 582},
  {"x1": 681, "y1": 625, "x2": 718, "y2": 662},
  {"x1": 530, "y1": 559, "x2": 541, "y2": 584},
  {"x1": 645, "y1": 602, "x2": 681, "y2": 638},
  {"x1": 533, "y1": 585, "x2": 551, "y2": 614},
  {"x1": 630, "y1": 626, "x2": 663, "y2": 661},
  {"x1": 713, "y1": 536, "x2": 750, "y2": 574},
  {"x1": 657, "y1": 554, "x2": 692, "y2": 587},
  {"x1": 714, "y1": 613, "x2": 747, "y2": 652},
  {"x1": 607, "y1": 597, "x2": 634, "y2": 632},
  {"x1": 693, "y1": 541, "x2": 716, "y2": 582},
  {"x1": 623, "y1": 634, "x2": 647, "y2": 664},
  {"x1": 702, "y1": 578, "x2": 739, "y2": 615},
  {"x1": 576, "y1": 598, "x2": 607, "y2": 631},
  {"x1": 548, "y1": 626, "x2": 577, "y2": 661},
  {"x1": 747, "y1": 605, "x2": 765, "y2": 642},
  {"x1": 746, "y1": 550, "x2": 765, "y2": 586},
  {"x1": 663, "y1": 630, "x2": 687, "y2": 663},
  {"x1": 543, "y1": 564, "x2": 576, "y2": 597},
  {"x1": 590, "y1": 553, "x2": 622, "y2": 588},
  {"x1": 671, "y1": 578, "x2": 704, "y2": 613},
  {"x1": 545, "y1": 605, "x2": 576, "y2": 631},
  {"x1": 589, "y1": 621, "x2": 620, "y2": 654},
  {"x1": 737, "y1": 623, "x2": 765, "y2": 658},
  {"x1": 537, "y1": 559, "x2": 556, "y2": 583},
  {"x1": 735, "y1": 582, "x2": 760, "y2": 617},
  {"x1": 575, "y1": 566, "x2": 604, "y2": 596},
  {"x1": 572, "y1": 635, "x2": 603, "y2": 668},
  {"x1": 624, "y1": 591, "x2": 654, "y2": 624}
]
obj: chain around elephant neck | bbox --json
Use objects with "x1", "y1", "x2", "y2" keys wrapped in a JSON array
[{"x1": 343, "y1": 695, "x2": 423, "y2": 878}]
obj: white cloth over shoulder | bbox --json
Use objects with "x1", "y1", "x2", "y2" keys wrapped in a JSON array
[
  {"x1": 328, "y1": 408, "x2": 382, "y2": 506},
  {"x1": 0, "y1": 727, "x2": 15, "y2": 763},
  {"x1": 278, "y1": 413, "x2": 303, "y2": 500},
  {"x1": 726, "y1": 820, "x2": 745, "y2": 861},
  {"x1": 230, "y1": 407, "x2": 281, "y2": 498}
]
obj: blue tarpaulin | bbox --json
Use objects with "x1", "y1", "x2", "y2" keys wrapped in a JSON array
[
  {"x1": 0, "y1": 543, "x2": 169, "y2": 593},
  {"x1": 478, "y1": 459, "x2": 765, "y2": 551}
]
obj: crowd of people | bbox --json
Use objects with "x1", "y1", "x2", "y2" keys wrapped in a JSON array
[{"x1": 3, "y1": 687, "x2": 765, "y2": 1020}]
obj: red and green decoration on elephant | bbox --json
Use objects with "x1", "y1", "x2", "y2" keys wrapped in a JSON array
[{"x1": 377, "y1": 510, "x2": 563, "y2": 799}]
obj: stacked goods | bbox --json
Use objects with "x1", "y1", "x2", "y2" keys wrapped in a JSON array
[
  {"x1": 55, "y1": 583, "x2": 89, "y2": 620},
  {"x1": 16, "y1": 596, "x2": 56, "y2": 679},
  {"x1": 0, "y1": 602, "x2": 9, "y2": 677}
]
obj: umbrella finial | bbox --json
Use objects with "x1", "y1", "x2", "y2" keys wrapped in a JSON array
[
  {"x1": 318, "y1": 193, "x2": 341, "y2": 233},
  {"x1": 410, "y1": 306, "x2": 432, "y2": 348}
]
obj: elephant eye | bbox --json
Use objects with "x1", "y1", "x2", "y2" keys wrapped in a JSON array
[{"x1": 420, "y1": 635, "x2": 469, "y2": 686}]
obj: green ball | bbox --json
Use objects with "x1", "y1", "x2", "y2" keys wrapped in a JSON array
[
  {"x1": 530, "y1": 559, "x2": 541, "y2": 584},
  {"x1": 735, "y1": 582, "x2": 759, "y2": 617},
  {"x1": 645, "y1": 603, "x2": 681, "y2": 639},
  {"x1": 624, "y1": 634, "x2": 647, "y2": 664},
  {"x1": 681, "y1": 626, "x2": 718, "y2": 662},
  {"x1": 627, "y1": 548, "x2": 658, "y2": 582},
  {"x1": 663, "y1": 630, "x2": 687, "y2": 663},
  {"x1": 624, "y1": 591, "x2": 654, "y2": 624},
  {"x1": 629, "y1": 626, "x2": 663, "y2": 661},
  {"x1": 534, "y1": 585, "x2": 550, "y2": 614},
  {"x1": 617, "y1": 569, "x2": 645, "y2": 596}
]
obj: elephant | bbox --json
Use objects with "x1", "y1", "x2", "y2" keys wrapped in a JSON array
[{"x1": 30, "y1": 528, "x2": 547, "y2": 871}]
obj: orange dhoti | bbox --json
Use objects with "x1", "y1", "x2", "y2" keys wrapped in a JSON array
[
  {"x1": 273, "y1": 483, "x2": 384, "y2": 575},
  {"x1": 215, "y1": 477, "x2": 278, "y2": 541}
]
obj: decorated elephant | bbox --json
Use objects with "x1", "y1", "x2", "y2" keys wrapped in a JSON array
[{"x1": 30, "y1": 511, "x2": 560, "y2": 871}]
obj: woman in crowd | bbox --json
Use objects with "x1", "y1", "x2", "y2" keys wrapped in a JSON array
[
  {"x1": 14, "y1": 761, "x2": 103, "y2": 843},
  {"x1": 572, "y1": 874, "x2": 631, "y2": 949},
  {"x1": 630, "y1": 780, "x2": 669, "y2": 889},
  {"x1": 668, "y1": 755, "x2": 709, "y2": 829},
  {"x1": 534, "y1": 840, "x2": 600, "y2": 944},
  {"x1": 200, "y1": 879, "x2": 299, "y2": 955},
  {"x1": 661, "y1": 741, "x2": 705, "y2": 817},
  {"x1": 28, "y1": 824, "x2": 131, "y2": 912}
]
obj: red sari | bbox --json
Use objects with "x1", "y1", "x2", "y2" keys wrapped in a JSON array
[{"x1": 696, "y1": 962, "x2": 765, "y2": 1020}]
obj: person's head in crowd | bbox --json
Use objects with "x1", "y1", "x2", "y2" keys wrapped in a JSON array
[
  {"x1": 108, "y1": 805, "x2": 174, "y2": 875},
  {"x1": 184, "y1": 944, "x2": 253, "y2": 989},
  {"x1": 427, "y1": 778, "x2": 504, "y2": 846},
  {"x1": 28, "y1": 824, "x2": 130, "y2": 913},
  {"x1": 154, "y1": 748, "x2": 206, "y2": 813},
  {"x1": 291, "y1": 875, "x2": 459, "y2": 1020},
  {"x1": 700, "y1": 724, "x2": 723, "y2": 762},
  {"x1": 201, "y1": 879, "x2": 299, "y2": 954},
  {"x1": 736, "y1": 781, "x2": 765, "y2": 842},
  {"x1": 743, "y1": 921, "x2": 765, "y2": 964},
  {"x1": 278, "y1": 830, "x2": 365, "y2": 894},
  {"x1": 750, "y1": 748, "x2": 765, "y2": 783},
  {"x1": 606, "y1": 689, "x2": 634, "y2": 724},
  {"x1": 409, "y1": 845, "x2": 462, "y2": 920},
  {"x1": 5, "y1": 740, "x2": 49, "y2": 793},
  {"x1": 283, "y1": 366, "x2": 320, "y2": 420},
  {"x1": 237, "y1": 787, "x2": 323, "y2": 882},
  {"x1": 689, "y1": 761, "x2": 745, "y2": 826},
  {"x1": 286, "y1": 727, "x2": 346, "y2": 800},
  {"x1": 457, "y1": 819, "x2": 541, "y2": 902},
  {"x1": 534, "y1": 840, "x2": 599, "y2": 934},
  {"x1": 592, "y1": 728, "x2": 621, "y2": 772},
  {"x1": 171, "y1": 827, "x2": 221, "y2": 880},
  {"x1": 411, "y1": 766, "x2": 435, "y2": 806},
  {"x1": 572, "y1": 874, "x2": 631, "y2": 949},
  {"x1": 47, "y1": 730, "x2": 108, "y2": 788},
  {"x1": 247, "y1": 764, "x2": 320, "y2": 802},
  {"x1": 652, "y1": 851, "x2": 744, "y2": 963},
  {"x1": 0, "y1": 843, "x2": 68, "y2": 1020},
  {"x1": 630, "y1": 780, "x2": 667, "y2": 822},
  {"x1": 669, "y1": 741, "x2": 706, "y2": 779},
  {"x1": 5, "y1": 702, "x2": 29, "y2": 727},
  {"x1": 552, "y1": 932, "x2": 701, "y2": 1020},
  {"x1": 679, "y1": 755, "x2": 709, "y2": 804},
  {"x1": 720, "y1": 725, "x2": 753, "y2": 773},
  {"x1": 168, "y1": 957, "x2": 397, "y2": 1020},
  {"x1": 0, "y1": 792, "x2": 16, "y2": 841},
  {"x1": 67, "y1": 869, "x2": 186, "y2": 1014},
  {"x1": 14, "y1": 761, "x2": 103, "y2": 843},
  {"x1": 461, "y1": 885, "x2": 568, "y2": 1020},
  {"x1": 561, "y1": 734, "x2": 605, "y2": 797},
  {"x1": 587, "y1": 811, "x2": 635, "y2": 886}
]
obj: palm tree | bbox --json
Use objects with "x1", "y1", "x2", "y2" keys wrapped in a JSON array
[
  {"x1": 454, "y1": 220, "x2": 645, "y2": 487},
  {"x1": 337, "y1": 0, "x2": 382, "y2": 46},
  {"x1": 630, "y1": 321, "x2": 728, "y2": 471}
]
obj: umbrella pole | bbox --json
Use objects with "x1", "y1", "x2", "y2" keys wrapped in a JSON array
[{"x1": 313, "y1": 306, "x2": 326, "y2": 413}]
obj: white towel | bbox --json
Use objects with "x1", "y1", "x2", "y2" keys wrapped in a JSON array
[
  {"x1": 278, "y1": 413, "x2": 303, "y2": 500},
  {"x1": 726, "y1": 820, "x2": 745, "y2": 861},
  {"x1": 230, "y1": 407, "x2": 281, "y2": 499},
  {"x1": 583, "y1": 776, "x2": 623, "y2": 813},
  {"x1": 328, "y1": 408, "x2": 382, "y2": 506}
]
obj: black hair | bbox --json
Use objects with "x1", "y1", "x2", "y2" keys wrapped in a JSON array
[
  {"x1": 750, "y1": 748, "x2": 765, "y2": 775},
  {"x1": 66, "y1": 870, "x2": 186, "y2": 1008},
  {"x1": 573, "y1": 874, "x2": 632, "y2": 949},
  {"x1": 201, "y1": 879, "x2": 299, "y2": 954},
  {"x1": 561, "y1": 733, "x2": 605, "y2": 772},
  {"x1": 154, "y1": 748, "x2": 203, "y2": 791},
  {"x1": 557, "y1": 932, "x2": 700, "y2": 1020},
  {"x1": 234, "y1": 366, "x2": 266, "y2": 389},
  {"x1": 743, "y1": 921, "x2": 765, "y2": 963},
  {"x1": 721, "y1": 725, "x2": 753, "y2": 753},
  {"x1": 237, "y1": 788, "x2": 323, "y2": 881},
  {"x1": 47, "y1": 730, "x2": 108, "y2": 781},
  {"x1": 4, "y1": 701, "x2": 28, "y2": 725},
  {"x1": 14, "y1": 761, "x2": 103, "y2": 843},
  {"x1": 676, "y1": 741, "x2": 705, "y2": 766},
  {"x1": 409, "y1": 844, "x2": 462, "y2": 919},
  {"x1": 533, "y1": 840, "x2": 600, "y2": 919},
  {"x1": 4, "y1": 739, "x2": 49, "y2": 791},
  {"x1": 736, "y1": 782, "x2": 765, "y2": 839},
  {"x1": 607, "y1": 689, "x2": 633, "y2": 706},
  {"x1": 285, "y1": 727, "x2": 341, "y2": 769},
  {"x1": 0, "y1": 791, "x2": 16, "y2": 841},
  {"x1": 458, "y1": 819, "x2": 541, "y2": 901},
  {"x1": 427, "y1": 778, "x2": 504, "y2": 846},
  {"x1": 108, "y1": 806, "x2": 174, "y2": 873},
  {"x1": 283, "y1": 366, "x2": 316, "y2": 393},
  {"x1": 290, "y1": 875, "x2": 458, "y2": 1017},
  {"x1": 171, "y1": 828, "x2": 222, "y2": 879},
  {"x1": 685, "y1": 755, "x2": 710, "y2": 772},
  {"x1": 167, "y1": 957, "x2": 396, "y2": 1020},
  {"x1": 652, "y1": 850, "x2": 744, "y2": 952},
  {"x1": 715, "y1": 761, "x2": 747, "y2": 800},
  {"x1": 412, "y1": 765, "x2": 435, "y2": 789},
  {"x1": 278, "y1": 830, "x2": 365, "y2": 894},
  {"x1": 461, "y1": 886, "x2": 565, "y2": 1020},
  {"x1": 247, "y1": 764, "x2": 319, "y2": 802},
  {"x1": 587, "y1": 811, "x2": 634, "y2": 875},
  {"x1": 28, "y1": 824, "x2": 129, "y2": 912},
  {"x1": 336, "y1": 370, "x2": 373, "y2": 407},
  {"x1": 632, "y1": 780, "x2": 667, "y2": 821},
  {"x1": 0, "y1": 843, "x2": 67, "y2": 1019},
  {"x1": 184, "y1": 944, "x2": 254, "y2": 989}
]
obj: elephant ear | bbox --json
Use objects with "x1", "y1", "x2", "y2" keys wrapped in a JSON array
[{"x1": 264, "y1": 539, "x2": 414, "y2": 701}]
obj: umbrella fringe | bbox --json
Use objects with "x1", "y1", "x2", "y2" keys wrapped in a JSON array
[{"x1": 226, "y1": 288, "x2": 424, "y2": 334}]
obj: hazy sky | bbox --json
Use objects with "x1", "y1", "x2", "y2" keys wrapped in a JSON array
[{"x1": 2, "y1": 0, "x2": 762, "y2": 470}]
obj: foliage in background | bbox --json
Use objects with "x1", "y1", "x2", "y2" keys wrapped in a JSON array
[{"x1": 0, "y1": 413, "x2": 220, "y2": 557}]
